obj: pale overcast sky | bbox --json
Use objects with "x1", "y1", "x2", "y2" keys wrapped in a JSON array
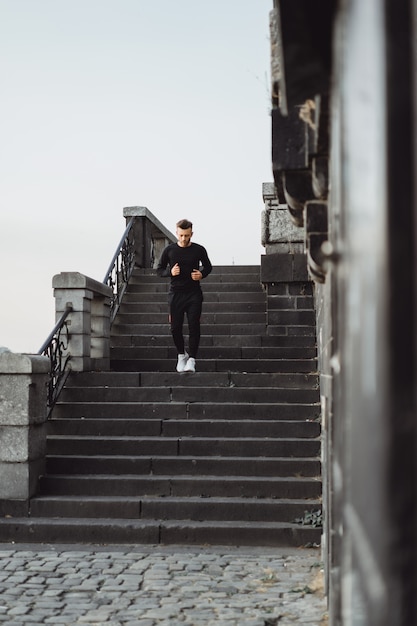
[{"x1": 1, "y1": 0, "x2": 272, "y2": 353}]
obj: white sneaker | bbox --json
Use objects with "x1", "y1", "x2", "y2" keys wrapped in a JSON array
[
  {"x1": 176, "y1": 352, "x2": 189, "y2": 373},
  {"x1": 184, "y1": 357, "x2": 196, "y2": 373}
]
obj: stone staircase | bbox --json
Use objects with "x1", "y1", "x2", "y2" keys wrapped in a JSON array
[{"x1": 2, "y1": 265, "x2": 321, "y2": 545}]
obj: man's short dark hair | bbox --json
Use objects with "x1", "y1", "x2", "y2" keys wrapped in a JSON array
[{"x1": 176, "y1": 219, "x2": 193, "y2": 230}]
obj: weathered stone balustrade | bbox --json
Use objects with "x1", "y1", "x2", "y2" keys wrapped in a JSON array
[
  {"x1": 261, "y1": 182, "x2": 312, "y2": 336},
  {"x1": 0, "y1": 352, "x2": 49, "y2": 511},
  {"x1": 123, "y1": 206, "x2": 176, "y2": 268},
  {"x1": 0, "y1": 208, "x2": 176, "y2": 507},
  {"x1": 52, "y1": 273, "x2": 112, "y2": 372},
  {"x1": 52, "y1": 208, "x2": 175, "y2": 373}
]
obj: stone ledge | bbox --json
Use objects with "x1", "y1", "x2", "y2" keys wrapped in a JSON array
[
  {"x1": 52, "y1": 272, "x2": 113, "y2": 297},
  {"x1": 0, "y1": 352, "x2": 49, "y2": 375},
  {"x1": 123, "y1": 206, "x2": 176, "y2": 242}
]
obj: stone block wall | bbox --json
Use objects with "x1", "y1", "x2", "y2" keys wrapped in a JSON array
[
  {"x1": 261, "y1": 183, "x2": 315, "y2": 338},
  {"x1": 261, "y1": 182, "x2": 304, "y2": 255},
  {"x1": 53, "y1": 272, "x2": 113, "y2": 371},
  {"x1": 261, "y1": 253, "x2": 315, "y2": 336},
  {"x1": 0, "y1": 352, "x2": 49, "y2": 515}
]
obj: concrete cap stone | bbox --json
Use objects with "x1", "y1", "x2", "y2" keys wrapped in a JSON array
[
  {"x1": 123, "y1": 207, "x2": 175, "y2": 241},
  {"x1": 262, "y1": 182, "x2": 277, "y2": 201},
  {"x1": 123, "y1": 206, "x2": 149, "y2": 217},
  {"x1": 52, "y1": 272, "x2": 112, "y2": 297},
  {"x1": 0, "y1": 352, "x2": 50, "y2": 374}
]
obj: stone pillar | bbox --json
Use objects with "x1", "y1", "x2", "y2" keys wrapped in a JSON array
[
  {"x1": 0, "y1": 351, "x2": 49, "y2": 511},
  {"x1": 261, "y1": 182, "x2": 305, "y2": 255},
  {"x1": 261, "y1": 182, "x2": 313, "y2": 336},
  {"x1": 52, "y1": 272, "x2": 113, "y2": 371},
  {"x1": 123, "y1": 206, "x2": 176, "y2": 268}
]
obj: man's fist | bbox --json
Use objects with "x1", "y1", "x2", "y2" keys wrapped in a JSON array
[
  {"x1": 191, "y1": 269, "x2": 202, "y2": 281},
  {"x1": 171, "y1": 263, "x2": 180, "y2": 276}
]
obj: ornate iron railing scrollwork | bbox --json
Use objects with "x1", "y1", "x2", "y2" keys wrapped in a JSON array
[
  {"x1": 38, "y1": 304, "x2": 73, "y2": 415},
  {"x1": 103, "y1": 217, "x2": 136, "y2": 324}
]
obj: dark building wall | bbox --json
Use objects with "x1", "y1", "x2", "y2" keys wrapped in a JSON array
[{"x1": 269, "y1": 0, "x2": 417, "y2": 624}]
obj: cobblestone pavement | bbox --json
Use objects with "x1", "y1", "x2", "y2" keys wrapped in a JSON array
[{"x1": 0, "y1": 544, "x2": 328, "y2": 625}]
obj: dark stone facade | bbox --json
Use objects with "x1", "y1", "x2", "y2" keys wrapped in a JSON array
[{"x1": 267, "y1": 1, "x2": 417, "y2": 624}]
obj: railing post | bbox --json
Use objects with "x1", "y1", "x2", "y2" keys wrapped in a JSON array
[
  {"x1": 123, "y1": 206, "x2": 176, "y2": 268},
  {"x1": 122, "y1": 206, "x2": 150, "y2": 267},
  {"x1": 52, "y1": 272, "x2": 113, "y2": 371},
  {"x1": 0, "y1": 351, "x2": 49, "y2": 513}
]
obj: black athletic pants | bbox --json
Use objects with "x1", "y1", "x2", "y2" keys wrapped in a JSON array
[{"x1": 169, "y1": 290, "x2": 203, "y2": 358}]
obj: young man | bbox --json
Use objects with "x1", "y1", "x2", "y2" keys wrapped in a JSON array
[{"x1": 157, "y1": 219, "x2": 213, "y2": 372}]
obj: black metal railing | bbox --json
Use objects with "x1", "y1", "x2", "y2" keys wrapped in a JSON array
[
  {"x1": 103, "y1": 217, "x2": 136, "y2": 324},
  {"x1": 39, "y1": 210, "x2": 173, "y2": 414},
  {"x1": 38, "y1": 304, "x2": 73, "y2": 414},
  {"x1": 38, "y1": 218, "x2": 137, "y2": 413}
]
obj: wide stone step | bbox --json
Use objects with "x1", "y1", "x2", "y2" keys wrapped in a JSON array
[
  {"x1": 29, "y1": 495, "x2": 321, "y2": 523},
  {"x1": 118, "y1": 301, "x2": 267, "y2": 314},
  {"x1": 48, "y1": 419, "x2": 162, "y2": 437},
  {"x1": 65, "y1": 371, "x2": 319, "y2": 389},
  {"x1": 132, "y1": 272, "x2": 261, "y2": 282},
  {"x1": 111, "y1": 323, "x2": 267, "y2": 336},
  {"x1": 114, "y1": 312, "x2": 267, "y2": 325},
  {"x1": 208, "y1": 264, "x2": 261, "y2": 272},
  {"x1": 48, "y1": 418, "x2": 320, "y2": 439},
  {"x1": 123, "y1": 291, "x2": 267, "y2": 303},
  {"x1": 139, "y1": 496, "x2": 322, "y2": 524},
  {"x1": 52, "y1": 401, "x2": 320, "y2": 420},
  {"x1": 109, "y1": 358, "x2": 317, "y2": 373},
  {"x1": 45, "y1": 455, "x2": 321, "y2": 477},
  {"x1": 127, "y1": 282, "x2": 264, "y2": 293},
  {"x1": 135, "y1": 265, "x2": 261, "y2": 274},
  {"x1": 133, "y1": 265, "x2": 258, "y2": 272},
  {"x1": 58, "y1": 385, "x2": 319, "y2": 404},
  {"x1": 133, "y1": 273, "x2": 262, "y2": 285},
  {"x1": 0, "y1": 518, "x2": 321, "y2": 547},
  {"x1": 39, "y1": 474, "x2": 321, "y2": 499},
  {"x1": 110, "y1": 334, "x2": 317, "y2": 348},
  {"x1": 109, "y1": 346, "x2": 317, "y2": 361},
  {"x1": 46, "y1": 436, "x2": 320, "y2": 457}
]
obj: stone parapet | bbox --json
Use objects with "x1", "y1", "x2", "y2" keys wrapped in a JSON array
[
  {"x1": 261, "y1": 183, "x2": 313, "y2": 338},
  {"x1": 0, "y1": 352, "x2": 49, "y2": 503},
  {"x1": 261, "y1": 182, "x2": 305, "y2": 255},
  {"x1": 52, "y1": 272, "x2": 113, "y2": 371},
  {"x1": 123, "y1": 206, "x2": 176, "y2": 268}
]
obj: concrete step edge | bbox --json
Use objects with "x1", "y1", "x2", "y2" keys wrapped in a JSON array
[
  {"x1": 41, "y1": 473, "x2": 321, "y2": 483},
  {"x1": 30, "y1": 495, "x2": 321, "y2": 504},
  {"x1": 46, "y1": 435, "x2": 321, "y2": 443},
  {"x1": 0, "y1": 518, "x2": 321, "y2": 546}
]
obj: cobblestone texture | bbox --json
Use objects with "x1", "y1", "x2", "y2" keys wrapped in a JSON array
[{"x1": 0, "y1": 544, "x2": 328, "y2": 625}]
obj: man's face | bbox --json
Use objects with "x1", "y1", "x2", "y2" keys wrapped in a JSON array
[{"x1": 176, "y1": 227, "x2": 193, "y2": 247}]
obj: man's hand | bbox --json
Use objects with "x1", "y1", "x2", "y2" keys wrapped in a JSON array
[
  {"x1": 191, "y1": 269, "x2": 202, "y2": 281},
  {"x1": 171, "y1": 263, "x2": 180, "y2": 276}
]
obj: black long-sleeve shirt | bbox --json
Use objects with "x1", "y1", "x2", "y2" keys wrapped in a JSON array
[{"x1": 156, "y1": 242, "x2": 213, "y2": 292}]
